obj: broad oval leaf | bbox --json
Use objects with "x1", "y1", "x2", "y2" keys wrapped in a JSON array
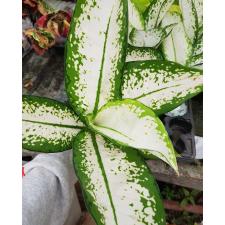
[
  {"x1": 73, "y1": 131, "x2": 166, "y2": 225},
  {"x1": 88, "y1": 99, "x2": 178, "y2": 172},
  {"x1": 145, "y1": 0, "x2": 175, "y2": 29},
  {"x1": 22, "y1": 95, "x2": 84, "y2": 152},
  {"x1": 128, "y1": 0, "x2": 145, "y2": 30},
  {"x1": 126, "y1": 45, "x2": 163, "y2": 62},
  {"x1": 65, "y1": 0, "x2": 128, "y2": 119},
  {"x1": 122, "y1": 60, "x2": 203, "y2": 115},
  {"x1": 161, "y1": 10, "x2": 192, "y2": 65}
]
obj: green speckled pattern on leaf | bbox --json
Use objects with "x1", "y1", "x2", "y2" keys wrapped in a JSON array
[
  {"x1": 65, "y1": 0, "x2": 128, "y2": 120},
  {"x1": 129, "y1": 25, "x2": 175, "y2": 48},
  {"x1": 179, "y1": 0, "x2": 198, "y2": 44},
  {"x1": 186, "y1": 10, "x2": 203, "y2": 68},
  {"x1": 161, "y1": 10, "x2": 192, "y2": 65},
  {"x1": 145, "y1": 0, "x2": 175, "y2": 29},
  {"x1": 22, "y1": 95, "x2": 84, "y2": 152},
  {"x1": 126, "y1": 45, "x2": 163, "y2": 62},
  {"x1": 88, "y1": 99, "x2": 178, "y2": 172},
  {"x1": 73, "y1": 131, "x2": 166, "y2": 225},
  {"x1": 122, "y1": 60, "x2": 203, "y2": 115}
]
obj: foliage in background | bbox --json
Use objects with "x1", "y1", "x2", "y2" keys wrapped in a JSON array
[{"x1": 23, "y1": 0, "x2": 74, "y2": 55}]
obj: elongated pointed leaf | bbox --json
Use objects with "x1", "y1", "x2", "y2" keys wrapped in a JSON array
[
  {"x1": 161, "y1": 11, "x2": 192, "y2": 65},
  {"x1": 129, "y1": 24, "x2": 175, "y2": 47},
  {"x1": 128, "y1": 0, "x2": 145, "y2": 30},
  {"x1": 122, "y1": 60, "x2": 203, "y2": 115},
  {"x1": 65, "y1": 0, "x2": 128, "y2": 119},
  {"x1": 73, "y1": 131, "x2": 166, "y2": 225},
  {"x1": 88, "y1": 99, "x2": 178, "y2": 172},
  {"x1": 145, "y1": 0, "x2": 175, "y2": 29},
  {"x1": 193, "y1": 0, "x2": 203, "y2": 26},
  {"x1": 126, "y1": 45, "x2": 163, "y2": 62},
  {"x1": 188, "y1": 23, "x2": 202, "y2": 68},
  {"x1": 179, "y1": 0, "x2": 198, "y2": 44},
  {"x1": 22, "y1": 95, "x2": 84, "y2": 152}
]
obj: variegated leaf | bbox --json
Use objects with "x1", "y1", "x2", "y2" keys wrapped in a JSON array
[
  {"x1": 129, "y1": 24, "x2": 175, "y2": 48},
  {"x1": 128, "y1": 0, "x2": 145, "y2": 30},
  {"x1": 122, "y1": 60, "x2": 203, "y2": 115},
  {"x1": 192, "y1": 23, "x2": 203, "y2": 56},
  {"x1": 131, "y1": 0, "x2": 150, "y2": 13},
  {"x1": 88, "y1": 99, "x2": 178, "y2": 172},
  {"x1": 22, "y1": 95, "x2": 84, "y2": 152},
  {"x1": 145, "y1": 0, "x2": 175, "y2": 29},
  {"x1": 179, "y1": 0, "x2": 198, "y2": 44},
  {"x1": 161, "y1": 10, "x2": 192, "y2": 65},
  {"x1": 126, "y1": 44, "x2": 163, "y2": 62},
  {"x1": 193, "y1": 0, "x2": 203, "y2": 26},
  {"x1": 188, "y1": 53, "x2": 203, "y2": 68},
  {"x1": 187, "y1": 22, "x2": 203, "y2": 68},
  {"x1": 65, "y1": 0, "x2": 128, "y2": 119},
  {"x1": 73, "y1": 131, "x2": 166, "y2": 225}
]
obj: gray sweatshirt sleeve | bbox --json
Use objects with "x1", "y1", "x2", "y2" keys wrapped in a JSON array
[{"x1": 22, "y1": 151, "x2": 81, "y2": 225}]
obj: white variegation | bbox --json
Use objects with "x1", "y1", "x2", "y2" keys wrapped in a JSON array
[
  {"x1": 129, "y1": 28, "x2": 162, "y2": 47},
  {"x1": 192, "y1": 25, "x2": 203, "y2": 56},
  {"x1": 23, "y1": 97, "x2": 82, "y2": 126},
  {"x1": 129, "y1": 25, "x2": 174, "y2": 47},
  {"x1": 162, "y1": 11, "x2": 191, "y2": 65},
  {"x1": 193, "y1": 0, "x2": 203, "y2": 26},
  {"x1": 89, "y1": 100, "x2": 178, "y2": 172},
  {"x1": 186, "y1": 0, "x2": 203, "y2": 68},
  {"x1": 126, "y1": 45, "x2": 162, "y2": 62},
  {"x1": 73, "y1": 131, "x2": 165, "y2": 225},
  {"x1": 128, "y1": 0, "x2": 145, "y2": 30},
  {"x1": 179, "y1": 0, "x2": 198, "y2": 43},
  {"x1": 22, "y1": 96, "x2": 83, "y2": 152},
  {"x1": 122, "y1": 61, "x2": 203, "y2": 115},
  {"x1": 145, "y1": 0, "x2": 175, "y2": 29},
  {"x1": 23, "y1": 121, "x2": 78, "y2": 150},
  {"x1": 66, "y1": 0, "x2": 127, "y2": 117}
]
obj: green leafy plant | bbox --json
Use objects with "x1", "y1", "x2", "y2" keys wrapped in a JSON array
[
  {"x1": 180, "y1": 188, "x2": 201, "y2": 206},
  {"x1": 161, "y1": 0, "x2": 203, "y2": 68},
  {"x1": 128, "y1": 0, "x2": 176, "y2": 47},
  {"x1": 22, "y1": 0, "x2": 203, "y2": 224}
]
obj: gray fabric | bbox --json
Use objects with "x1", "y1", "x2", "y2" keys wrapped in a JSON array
[{"x1": 23, "y1": 151, "x2": 81, "y2": 225}]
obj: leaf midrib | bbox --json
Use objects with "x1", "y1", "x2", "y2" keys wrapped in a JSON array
[
  {"x1": 93, "y1": 124, "x2": 134, "y2": 141},
  {"x1": 133, "y1": 84, "x2": 181, "y2": 100},
  {"x1": 23, "y1": 119, "x2": 84, "y2": 129},
  {"x1": 93, "y1": 10, "x2": 112, "y2": 115},
  {"x1": 91, "y1": 134, "x2": 118, "y2": 225},
  {"x1": 155, "y1": 0, "x2": 168, "y2": 27}
]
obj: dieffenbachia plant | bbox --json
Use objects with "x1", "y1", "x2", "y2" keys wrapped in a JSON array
[
  {"x1": 128, "y1": 0, "x2": 176, "y2": 48},
  {"x1": 22, "y1": 0, "x2": 203, "y2": 224},
  {"x1": 161, "y1": 0, "x2": 203, "y2": 68}
]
